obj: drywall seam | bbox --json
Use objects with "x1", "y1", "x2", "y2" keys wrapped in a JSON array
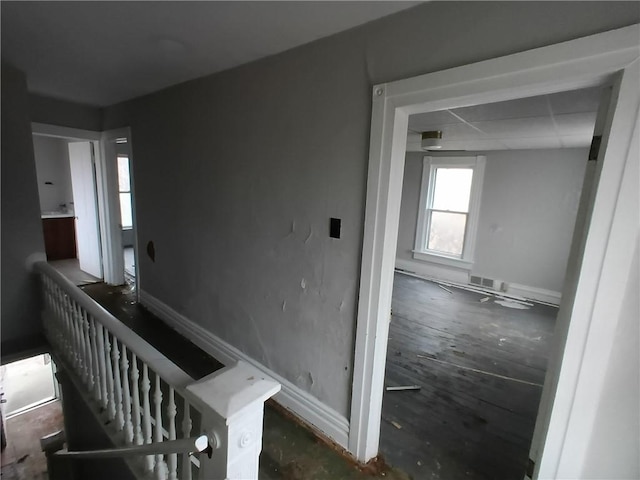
[{"x1": 139, "y1": 290, "x2": 350, "y2": 449}]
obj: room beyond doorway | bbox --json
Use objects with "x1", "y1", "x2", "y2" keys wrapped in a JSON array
[{"x1": 380, "y1": 272, "x2": 556, "y2": 479}]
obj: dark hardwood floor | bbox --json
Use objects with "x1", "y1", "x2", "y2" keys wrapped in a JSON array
[{"x1": 379, "y1": 272, "x2": 557, "y2": 480}]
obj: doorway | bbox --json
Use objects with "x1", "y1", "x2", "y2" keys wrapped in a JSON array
[
  {"x1": 349, "y1": 24, "x2": 639, "y2": 479},
  {"x1": 378, "y1": 86, "x2": 602, "y2": 479},
  {"x1": 31, "y1": 124, "x2": 138, "y2": 290},
  {"x1": 32, "y1": 131, "x2": 103, "y2": 284}
]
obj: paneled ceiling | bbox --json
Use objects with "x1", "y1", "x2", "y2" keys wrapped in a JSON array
[{"x1": 407, "y1": 86, "x2": 601, "y2": 151}]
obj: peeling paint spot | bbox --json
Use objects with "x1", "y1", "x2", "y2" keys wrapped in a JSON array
[
  {"x1": 339, "y1": 301, "x2": 345, "y2": 311},
  {"x1": 282, "y1": 300, "x2": 286, "y2": 311},
  {"x1": 300, "y1": 278, "x2": 306, "y2": 289},
  {"x1": 304, "y1": 227, "x2": 312, "y2": 244}
]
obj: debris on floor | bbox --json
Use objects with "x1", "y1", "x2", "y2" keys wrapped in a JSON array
[
  {"x1": 386, "y1": 385, "x2": 421, "y2": 391},
  {"x1": 391, "y1": 421, "x2": 403, "y2": 430},
  {"x1": 495, "y1": 299, "x2": 531, "y2": 310},
  {"x1": 480, "y1": 296, "x2": 491, "y2": 303}
]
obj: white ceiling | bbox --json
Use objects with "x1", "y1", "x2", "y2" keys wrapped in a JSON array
[
  {"x1": 407, "y1": 87, "x2": 601, "y2": 151},
  {"x1": 1, "y1": 1, "x2": 419, "y2": 107}
]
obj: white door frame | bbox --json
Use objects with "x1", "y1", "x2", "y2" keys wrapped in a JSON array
[
  {"x1": 99, "y1": 127, "x2": 135, "y2": 288},
  {"x1": 349, "y1": 24, "x2": 639, "y2": 479},
  {"x1": 31, "y1": 123, "x2": 131, "y2": 286}
]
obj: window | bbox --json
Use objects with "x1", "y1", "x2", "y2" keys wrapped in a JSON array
[
  {"x1": 117, "y1": 156, "x2": 133, "y2": 229},
  {"x1": 414, "y1": 156, "x2": 485, "y2": 268}
]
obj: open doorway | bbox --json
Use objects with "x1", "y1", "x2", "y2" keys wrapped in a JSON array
[
  {"x1": 349, "y1": 24, "x2": 639, "y2": 480},
  {"x1": 115, "y1": 142, "x2": 136, "y2": 284},
  {"x1": 379, "y1": 86, "x2": 601, "y2": 479},
  {"x1": 32, "y1": 124, "x2": 138, "y2": 290},
  {"x1": 32, "y1": 132, "x2": 103, "y2": 286}
]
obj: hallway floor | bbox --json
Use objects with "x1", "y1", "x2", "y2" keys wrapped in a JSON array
[
  {"x1": 1, "y1": 401, "x2": 63, "y2": 480},
  {"x1": 79, "y1": 282, "x2": 412, "y2": 480}
]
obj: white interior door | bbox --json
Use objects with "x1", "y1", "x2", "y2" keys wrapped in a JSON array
[{"x1": 69, "y1": 141, "x2": 103, "y2": 278}]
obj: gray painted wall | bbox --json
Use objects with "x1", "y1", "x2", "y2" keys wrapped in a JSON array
[
  {"x1": 397, "y1": 149, "x2": 588, "y2": 292},
  {"x1": 29, "y1": 93, "x2": 103, "y2": 131},
  {"x1": 1, "y1": 62, "x2": 46, "y2": 356},
  {"x1": 33, "y1": 135, "x2": 74, "y2": 213},
  {"x1": 99, "y1": 2, "x2": 639, "y2": 417}
]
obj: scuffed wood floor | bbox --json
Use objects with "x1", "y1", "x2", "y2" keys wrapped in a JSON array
[
  {"x1": 1, "y1": 401, "x2": 63, "y2": 480},
  {"x1": 379, "y1": 272, "x2": 557, "y2": 480}
]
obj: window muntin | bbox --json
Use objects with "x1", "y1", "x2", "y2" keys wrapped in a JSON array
[{"x1": 414, "y1": 156, "x2": 485, "y2": 266}]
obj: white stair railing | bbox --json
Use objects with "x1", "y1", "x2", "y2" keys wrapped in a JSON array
[{"x1": 33, "y1": 261, "x2": 281, "y2": 480}]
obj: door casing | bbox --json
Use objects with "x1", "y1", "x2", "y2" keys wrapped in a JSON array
[{"x1": 349, "y1": 24, "x2": 639, "y2": 479}]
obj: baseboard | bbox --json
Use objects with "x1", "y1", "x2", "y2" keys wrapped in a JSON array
[
  {"x1": 139, "y1": 290, "x2": 350, "y2": 449},
  {"x1": 395, "y1": 259, "x2": 562, "y2": 306},
  {"x1": 505, "y1": 283, "x2": 562, "y2": 306}
]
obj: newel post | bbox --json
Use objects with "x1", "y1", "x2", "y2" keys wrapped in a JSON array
[{"x1": 184, "y1": 361, "x2": 280, "y2": 480}]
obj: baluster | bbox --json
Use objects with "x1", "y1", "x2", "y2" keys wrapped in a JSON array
[
  {"x1": 120, "y1": 344, "x2": 134, "y2": 444},
  {"x1": 142, "y1": 364, "x2": 154, "y2": 473},
  {"x1": 73, "y1": 301, "x2": 85, "y2": 382},
  {"x1": 96, "y1": 324, "x2": 109, "y2": 410},
  {"x1": 153, "y1": 373, "x2": 166, "y2": 480},
  {"x1": 89, "y1": 316, "x2": 102, "y2": 403},
  {"x1": 130, "y1": 353, "x2": 143, "y2": 446},
  {"x1": 181, "y1": 400, "x2": 193, "y2": 480},
  {"x1": 70, "y1": 299, "x2": 82, "y2": 371},
  {"x1": 103, "y1": 330, "x2": 116, "y2": 420},
  {"x1": 167, "y1": 387, "x2": 177, "y2": 480},
  {"x1": 66, "y1": 297, "x2": 76, "y2": 367},
  {"x1": 112, "y1": 339, "x2": 125, "y2": 431},
  {"x1": 60, "y1": 293, "x2": 71, "y2": 363},
  {"x1": 81, "y1": 309, "x2": 92, "y2": 388}
]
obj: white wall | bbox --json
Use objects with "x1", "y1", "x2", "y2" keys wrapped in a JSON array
[
  {"x1": 580, "y1": 241, "x2": 639, "y2": 479},
  {"x1": 33, "y1": 135, "x2": 74, "y2": 213},
  {"x1": 396, "y1": 149, "x2": 588, "y2": 295},
  {"x1": 99, "y1": 2, "x2": 638, "y2": 423}
]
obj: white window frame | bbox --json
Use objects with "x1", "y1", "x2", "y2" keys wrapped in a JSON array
[
  {"x1": 413, "y1": 155, "x2": 485, "y2": 269},
  {"x1": 116, "y1": 154, "x2": 133, "y2": 229}
]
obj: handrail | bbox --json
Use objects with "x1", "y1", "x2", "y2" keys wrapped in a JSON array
[
  {"x1": 33, "y1": 261, "x2": 191, "y2": 388},
  {"x1": 33, "y1": 260, "x2": 281, "y2": 480},
  {"x1": 52, "y1": 435, "x2": 211, "y2": 459}
]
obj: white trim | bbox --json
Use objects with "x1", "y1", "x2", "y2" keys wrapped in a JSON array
[
  {"x1": 31, "y1": 122, "x2": 101, "y2": 141},
  {"x1": 138, "y1": 290, "x2": 350, "y2": 449},
  {"x1": 505, "y1": 283, "x2": 562, "y2": 306},
  {"x1": 350, "y1": 23, "x2": 640, "y2": 472},
  {"x1": 397, "y1": 259, "x2": 563, "y2": 305},
  {"x1": 414, "y1": 155, "x2": 485, "y2": 262}
]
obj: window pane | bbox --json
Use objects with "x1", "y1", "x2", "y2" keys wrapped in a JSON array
[
  {"x1": 431, "y1": 168, "x2": 473, "y2": 212},
  {"x1": 427, "y1": 211, "x2": 467, "y2": 256},
  {"x1": 119, "y1": 192, "x2": 133, "y2": 228},
  {"x1": 117, "y1": 156, "x2": 131, "y2": 192}
]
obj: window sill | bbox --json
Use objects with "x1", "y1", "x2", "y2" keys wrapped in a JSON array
[{"x1": 411, "y1": 250, "x2": 473, "y2": 270}]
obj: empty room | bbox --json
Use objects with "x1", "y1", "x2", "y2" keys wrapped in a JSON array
[{"x1": 379, "y1": 87, "x2": 600, "y2": 479}]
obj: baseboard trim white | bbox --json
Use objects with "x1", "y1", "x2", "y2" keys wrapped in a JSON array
[
  {"x1": 505, "y1": 283, "x2": 562, "y2": 306},
  {"x1": 139, "y1": 290, "x2": 350, "y2": 449},
  {"x1": 395, "y1": 260, "x2": 562, "y2": 306}
]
